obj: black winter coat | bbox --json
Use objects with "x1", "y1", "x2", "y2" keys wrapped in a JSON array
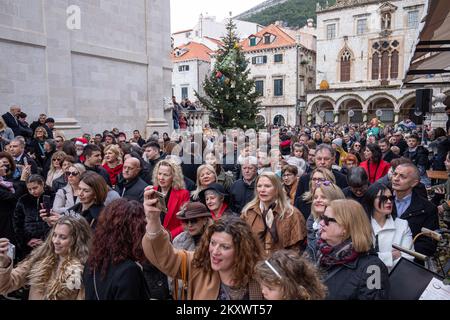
[
  {"x1": 13, "y1": 192, "x2": 52, "y2": 253},
  {"x1": 51, "y1": 175, "x2": 67, "y2": 192},
  {"x1": 114, "y1": 176, "x2": 148, "y2": 202},
  {"x1": 403, "y1": 146, "x2": 429, "y2": 175},
  {"x1": 66, "y1": 203, "x2": 104, "y2": 230},
  {"x1": 323, "y1": 252, "x2": 390, "y2": 300},
  {"x1": 382, "y1": 150, "x2": 400, "y2": 163},
  {"x1": 393, "y1": 190, "x2": 439, "y2": 258},
  {"x1": 0, "y1": 180, "x2": 27, "y2": 245},
  {"x1": 229, "y1": 179, "x2": 256, "y2": 215},
  {"x1": 83, "y1": 260, "x2": 150, "y2": 300},
  {"x1": 85, "y1": 165, "x2": 112, "y2": 187}
]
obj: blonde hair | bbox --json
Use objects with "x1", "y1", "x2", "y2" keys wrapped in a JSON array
[
  {"x1": 302, "y1": 168, "x2": 336, "y2": 203},
  {"x1": 310, "y1": 182, "x2": 345, "y2": 219},
  {"x1": 102, "y1": 144, "x2": 123, "y2": 165},
  {"x1": 0, "y1": 118, "x2": 6, "y2": 130},
  {"x1": 191, "y1": 164, "x2": 217, "y2": 200},
  {"x1": 329, "y1": 199, "x2": 373, "y2": 253},
  {"x1": 33, "y1": 126, "x2": 48, "y2": 139},
  {"x1": 152, "y1": 159, "x2": 186, "y2": 190},
  {"x1": 254, "y1": 250, "x2": 327, "y2": 300},
  {"x1": 242, "y1": 171, "x2": 294, "y2": 219}
]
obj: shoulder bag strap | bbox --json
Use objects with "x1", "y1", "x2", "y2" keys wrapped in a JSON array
[{"x1": 93, "y1": 268, "x2": 100, "y2": 300}]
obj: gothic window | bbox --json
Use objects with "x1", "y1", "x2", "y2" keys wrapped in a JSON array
[
  {"x1": 390, "y1": 50, "x2": 399, "y2": 79},
  {"x1": 380, "y1": 51, "x2": 389, "y2": 80},
  {"x1": 371, "y1": 40, "x2": 401, "y2": 81},
  {"x1": 372, "y1": 52, "x2": 380, "y2": 80},
  {"x1": 340, "y1": 50, "x2": 351, "y2": 82}
]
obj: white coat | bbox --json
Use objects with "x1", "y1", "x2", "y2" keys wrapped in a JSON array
[{"x1": 371, "y1": 215, "x2": 414, "y2": 270}]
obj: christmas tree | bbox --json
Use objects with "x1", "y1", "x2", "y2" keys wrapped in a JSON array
[{"x1": 195, "y1": 18, "x2": 261, "y2": 131}]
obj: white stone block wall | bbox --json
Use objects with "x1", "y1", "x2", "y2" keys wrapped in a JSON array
[{"x1": 0, "y1": 0, "x2": 172, "y2": 139}]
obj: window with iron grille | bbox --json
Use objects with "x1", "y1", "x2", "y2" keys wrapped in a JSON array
[{"x1": 327, "y1": 24, "x2": 336, "y2": 40}]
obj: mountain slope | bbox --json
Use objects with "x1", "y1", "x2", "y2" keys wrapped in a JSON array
[{"x1": 242, "y1": 0, "x2": 336, "y2": 28}]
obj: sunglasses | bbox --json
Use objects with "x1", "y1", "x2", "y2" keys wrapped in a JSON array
[
  {"x1": 377, "y1": 195, "x2": 394, "y2": 202},
  {"x1": 65, "y1": 171, "x2": 80, "y2": 177},
  {"x1": 181, "y1": 218, "x2": 198, "y2": 225},
  {"x1": 53, "y1": 158, "x2": 62, "y2": 162},
  {"x1": 315, "y1": 180, "x2": 332, "y2": 187},
  {"x1": 321, "y1": 215, "x2": 338, "y2": 226}
]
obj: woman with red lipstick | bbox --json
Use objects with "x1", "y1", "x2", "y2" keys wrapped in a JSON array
[
  {"x1": 142, "y1": 189, "x2": 263, "y2": 300},
  {"x1": 151, "y1": 160, "x2": 189, "y2": 239},
  {"x1": 363, "y1": 183, "x2": 414, "y2": 271},
  {"x1": 241, "y1": 172, "x2": 306, "y2": 256}
]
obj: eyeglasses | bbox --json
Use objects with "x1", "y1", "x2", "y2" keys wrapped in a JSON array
[
  {"x1": 376, "y1": 195, "x2": 394, "y2": 202},
  {"x1": 181, "y1": 218, "x2": 198, "y2": 225},
  {"x1": 321, "y1": 215, "x2": 337, "y2": 226},
  {"x1": 354, "y1": 144, "x2": 361, "y2": 147},
  {"x1": 53, "y1": 158, "x2": 62, "y2": 162},
  {"x1": 312, "y1": 177, "x2": 326, "y2": 183},
  {"x1": 65, "y1": 171, "x2": 80, "y2": 177},
  {"x1": 282, "y1": 173, "x2": 294, "y2": 178}
]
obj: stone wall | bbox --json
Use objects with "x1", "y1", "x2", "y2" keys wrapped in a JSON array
[{"x1": 0, "y1": 0, "x2": 172, "y2": 139}]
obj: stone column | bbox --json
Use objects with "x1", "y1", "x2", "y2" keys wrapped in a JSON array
[
  {"x1": 307, "y1": 112, "x2": 312, "y2": 126},
  {"x1": 394, "y1": 109, "x2": 400, "y2": 123},
  {"x1": 363, "y1": 110, "x2": 368, "y2": 122},
  {"x1": 44, "y1": 0, "x2": 81, "y2": 137},
  {"x1": 334, "y1": 111, "x2": 339, "y2": 123},
  {"x1": 145, "y1": 0, "x2": 172, "y2": 138}
]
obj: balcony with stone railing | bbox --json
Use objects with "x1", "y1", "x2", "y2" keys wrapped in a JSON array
[{"x1": 180, "y1": 109, "x2": 210, "y2": 133}]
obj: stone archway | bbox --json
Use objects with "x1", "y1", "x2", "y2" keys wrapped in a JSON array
[
  {"x1": 399, "y1": 95, "x2": 423, "y2": 125},
  {"x1": 336, "y1": 95, "x2": 365, "y2": 123},
  {"x1": 255, "y1": 114, "x2": 266, "y2": 127},
  {"x1": 307, "y1": 96, "x2": 336, "y2": 125},
  {"x1": 366, "y1": 96, "x2": 396, "y2": 124}
]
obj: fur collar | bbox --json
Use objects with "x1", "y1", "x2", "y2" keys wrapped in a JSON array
[{"x1": 28, "y1": 256, "x2": 84, "y2": 300}]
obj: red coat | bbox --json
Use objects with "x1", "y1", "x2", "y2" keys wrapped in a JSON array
[
  {"x1": 153, "y1": 186, "x2": 189, "y2": 239},
  {"x1": 360, "y1": 160, "x2": 391, "y2": 184}
]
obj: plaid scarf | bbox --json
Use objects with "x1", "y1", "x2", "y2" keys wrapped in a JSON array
[{"x1": 318, "y1": 238, "x2": 359, "y2": 269}]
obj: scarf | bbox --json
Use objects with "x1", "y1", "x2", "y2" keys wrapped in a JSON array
[
  {"x1": 259, "y1": 201, "x2": 279, "y2": 244},
  {"x1": 317, "y1": 238, "x2": 359, "y2": 269},
  {"x1": 0, "y1": 176, "x2": 15, "y2": 193},
  {"x1": 211, "y1": 203, "x2": 228, "y2": 220}
]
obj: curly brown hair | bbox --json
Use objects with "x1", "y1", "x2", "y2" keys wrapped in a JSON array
[
  {"x1": 87, "y1": 198, "x2": 146, "y2": 278},
  {"x1": 254, "y1": 250, "x2": 327, "y2": 300},
  {"x1": 192, "y1": 216, "x2": 262, "y2": 288}
]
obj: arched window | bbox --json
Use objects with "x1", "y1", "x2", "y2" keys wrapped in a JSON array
[
  {"x1": 390, "y1": 50, "x2": 399, "y2": 79},
  {"x1": 380, "y1": 51, "x2": 389, "y2": 80},
  {"x1": 372, "y1": 52, "x2": 379, "y2": 80},
  {"x1": 340, "y1": 50, "x2": 351, "y2": 82}
]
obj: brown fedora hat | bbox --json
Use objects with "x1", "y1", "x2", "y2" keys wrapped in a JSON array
[{"x1": 176, "y1": 202, "x2": 211, "y2": 220}]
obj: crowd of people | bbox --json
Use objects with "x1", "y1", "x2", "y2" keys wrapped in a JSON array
[{"x1": 0, "y1": 104, "x2": 449, "y2": 300}]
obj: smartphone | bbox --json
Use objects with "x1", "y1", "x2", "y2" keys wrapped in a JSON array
[
  {"x1": 23, "y1": 156, "x2": 28, "y2": 166},
  {"x1": 7, "y1": 243, "x2": 15, "y2": 261},
  {"x1": 42, "y1": 195, "x2": 52, "y2": 216},
  {"x1": 153, "y1": 191, "x2": 168, "y2": 214}
]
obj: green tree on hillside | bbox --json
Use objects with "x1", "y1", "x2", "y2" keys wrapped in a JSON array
[{"x1": 245, "y1": 0, "x2": 336, "y2": 28}]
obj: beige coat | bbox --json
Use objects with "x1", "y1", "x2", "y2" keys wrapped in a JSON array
[
  {"x1": 142, "y1": 231, "x2": 262, "y2": 300},
  {"x1": 0, "y1": 259, "x2": 84, "y2": 300},
  {"x1": 241, "y1": 203, "x2": 306, "y2": 256}
]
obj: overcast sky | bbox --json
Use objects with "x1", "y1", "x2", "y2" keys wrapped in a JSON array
[{"x1": 170, "y1": 0, "x2": 266, "y2": 33}]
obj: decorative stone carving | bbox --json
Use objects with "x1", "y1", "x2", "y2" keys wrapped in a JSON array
[{"x1": 432, "y1": 93, "x2": 447, "y2": 112}]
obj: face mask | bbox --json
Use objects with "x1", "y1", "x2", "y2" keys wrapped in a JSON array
[{"x1": 76, "y1": 150, "x2": 83, "y2": 156}]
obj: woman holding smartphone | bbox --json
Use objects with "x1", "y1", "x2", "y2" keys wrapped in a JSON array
[
  {"x1": 13, "y1": 175, "x2": 53, "y2": 257},
  {"x1": 0, "y1": 216, "x2": 92, "y2": 300}
]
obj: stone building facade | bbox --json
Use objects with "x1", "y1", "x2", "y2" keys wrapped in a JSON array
[
  {"x1": 306, "y1": 0, "x2": 449, "y2": 127},
  {"x1": 0, "y1": 0, "x2": 172, "y2": 138},
  {"x1": 241, "y1": 24, "x2": 316, "y2": 127}
]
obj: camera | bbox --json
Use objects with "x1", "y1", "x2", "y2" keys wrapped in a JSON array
[{"x1": 6, "y1": 243, "x2": 15, "y2": 261}]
